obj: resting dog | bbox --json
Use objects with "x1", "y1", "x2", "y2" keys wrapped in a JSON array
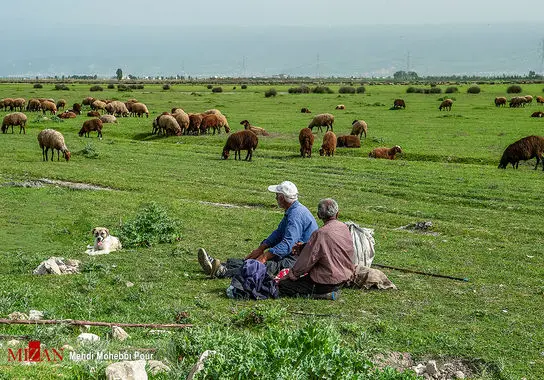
[{"x1": 85, "y1": 227, "x2": 122, "y2": 255}]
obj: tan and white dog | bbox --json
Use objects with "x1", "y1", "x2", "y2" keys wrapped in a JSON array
[{"x1": 85, "y1": 227, "x2": 122, "y2": 255}]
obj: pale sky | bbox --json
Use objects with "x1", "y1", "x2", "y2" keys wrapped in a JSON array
[{"x1": 6, "y1": 0, "x2": 544, "y2": 27}]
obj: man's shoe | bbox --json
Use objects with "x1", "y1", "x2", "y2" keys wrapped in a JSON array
[
  {"x1": 197, "y1": 248, "x2": 213, "y2": 275},
  {"x1": 210, "y1": 259, "x2": 227, "y2": 278},
  {"x1": 311, "y1": 290, "x2": 340, "y2": 300}
]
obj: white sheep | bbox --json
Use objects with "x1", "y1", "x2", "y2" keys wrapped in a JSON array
[
  {"x1": 350, "y1": 119, "x2": 368, "y2": 139},
  {"x1": 37, "y1": 129, "x2": 71, "y2": 161},
  {"x1": 100, "y1": 114, "x2": 118, "y2": 124},
  {"x1": 308, "y1": 113, "x2": 334, "y2": 132}
]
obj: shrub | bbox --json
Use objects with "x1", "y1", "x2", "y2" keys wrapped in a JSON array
[
  {"x1": 467, "y1": 86, "x2": 481, "y2": 94},
  {"x1": 288, "y1": 86, "x2": 310, "y2": 94},
  {"x1": 90, "y1": 85, "x2": 103, "y2": 92},
  {"x1": 162, "y1": 84, "x2": 171, "y2": 90},
  {"x1": 129, "y1": 84, "x2": 144, "y2": 89},
  {"x1": 356, "y1": 86, "x2": 366, "y2": 94},
  {"x1": 338, "y1": 86, "x2": 356, "y2": 94},
  {"x1": 33, "y1": 83, "x2": 43, "y2": 89},
  {"x1": 264, "y1": 88, "x2": 277, "y2": 98},
  {"x1": 78, "y1": 142, "x2": 99, "y2": 159},
  {"x1": 311, "y1": 86, "x2": 333, "y2": 94},
  {"x1": 119, "y1": 202, "x2": 181, "y2": 248},
  {"x1": 117, "y1": 84, "x2": 132, "y2": 92},
  {"x1": 241, "y1": 84, "x2": 247, "y2": 89},
  {"x1": 207, "y1": 84, "x2": 213, "y2": 89},
  {"x1": 212, "y1": 87, "x2": 223, "y2": 93},
  {"x1": 107, "y1": 84, "x2": 115, "y2": 89},
  {"x1": 445, "y1": 86, "x2": 458, "y2": 93},
  {"x1": 507, "y1": 85, "x2": 522, "y2": 94},
  {"x1": 54, "y1": 84, "x2": 69, "y2": 91},
  {"x1": 428, "y1": 87, "x2": 442, "y2": 94}
]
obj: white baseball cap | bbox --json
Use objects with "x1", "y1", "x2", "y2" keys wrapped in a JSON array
[{"x1": 267, "y1": 181, "x2": 298, "y2": 199}]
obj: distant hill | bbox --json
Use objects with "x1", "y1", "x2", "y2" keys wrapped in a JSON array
[{"x1": 1, "y1": 23, "x2": 541, "y2": 78}]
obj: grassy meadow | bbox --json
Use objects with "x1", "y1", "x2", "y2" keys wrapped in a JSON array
[{"x1": 0, "y1": 82, "x2": 543, "y2": 379}]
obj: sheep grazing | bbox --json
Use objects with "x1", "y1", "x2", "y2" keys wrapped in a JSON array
[
  {"x1": 79, "y1": 119, "x2": 103, "y2": 139},
  {"x1": 12, "y1": 98, "x2": 26, "y2": 112},
  {"x1": 171, "y1": 107, "x2": 185, "y2": 114},
  {"x1": 40, "y1": 100, "x2": 57, "y2": 115},
  {"x1": 369, "y1": 145, "x2": 402, "y2": 160},
  {"x1": 172, "y1": 110, "x2": 190, "y2": 135},
  {"x1": 153, "y1": 114, "x2": 181, "y2": 136},
  {"x1": 106, "y1": 101, "x2": 129, "y2": 117},
  {"x1": 100, "y1": 114, "x2": 118, "y2": 124},
  {"x1": 200, "y1": 113, "x2": 222, "y2": 135},
  {"x1": 498, "y1": 135, "x2": 544, "y2": 170},
  {"x1": 335, "y1": 104, "x2": 346, "y2": 110},
  {"x1": 131, "y1": 102, "x2": 149, "y2": 118},
  {"x1": 37, "y1": 129, "x2": 71, "y2": 162},
  {"x1": 300, "y1": 107, "x2": 311, "y2": 113},
  {"x1": 2, "y1": 112, "x2": 28, "y2": 134},
  {"x1": 350, "y1": 120, "x2": 368, "y2": 139},
  {"x1": 56, "y1": 99, "x2": 66, "y2": 110},
  {"x1": 58, "y1": 111, "x2": 77, "y2": 119},
  {"x1": 439, "y1": 99, "x2": 453, "y2": 111},
  {"x1": 203, "y1": 108, "x2": 222, "y2": 115},
  {"x1": 82, "y1": 97, "x2": 95, "y2": 107},
  {"x1": 187, "y1": 113, "x2": 204, "y2": 135},
  {"x1": 308, "y1": 113, "x2": 334, "y2": 132},
  {"x1": 87, "y1": 111, "x2": 100, "y2": 117},
  {"x1": 494, "y1": 97, "x2": 507, "y2": 107},
  {"x1": 299, "y1": 127, "x2": 314, "y2": 158},
  {"x1": 240, "y1": 120, "x2": 270, "y2": 136},
  {"x1": 536, "y1": 96, "x2": 544, "y2": 104},
  {"x1": 1, "y1": 98, "x2": 13, "y2": 111},
  {"x1": 319, "y1": 131, "x2": 337, "y2": 156},
  {"x1": 336, "y1": 135, "x2": 361, "y2": 148},
  {"x1": 509, "y1": 96, "x2": 526, "y2": 108},
  {"x1": 222, "y1": 130, "x2": 258, "y2": 161},
  {"x1": 531, "y1": 111, "x2": 544, "y2": 118},
  {"x1": 393, "y1": 99, "x2": 406, "y2": 109},
  {"x1": 26, "y1": 98, "x2": 41, "y2": 112},
  {"x1": 91, "y1": 100, "x2": 107, "y2": 113},
  {"x1": 524, "y1": 95, "x2": 533, "y2": 104}
]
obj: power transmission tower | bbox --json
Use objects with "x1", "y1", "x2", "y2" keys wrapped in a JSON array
[{"x1": 316, "y1": 53, "x2": 320, "y2": 79}]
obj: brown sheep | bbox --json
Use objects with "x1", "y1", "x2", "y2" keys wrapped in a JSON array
[
  {"x1": 187, "y1": 113, "x2": 203, "y2": 135},
  {"x1": 240, "y1": 120, "x2": 270, "y2": 136},
  {"x1": 494, "y1": 97, "x2": 507, "y2": 107},
  {"x1": 2, "y1": 112, "x2": 28, "y2": 134},
  {"x1": 153, "y1": 114, "x2": 181, "y2": 136},
  {"x1": 299, "y1": 127, "x2": 314, "y2": 158},
  {"x1": 393, "y1": 99, "x2": 406, "y2": 109},
  {"x1": 524, "y1": 95, "x2": 533, "y2": 104},
  {"x1": 350, "y1": 120, "x2": 368, "y2": 139},
  {"x1": 82, "y1": 97, "x2": 95, "y2": 107},
  {"x1": 12, "y1": 98, "x2": 26, "y2": 112},
  {"x1": 222, "y1": 130, "x2": 258, "y2": 161},
  {"x1": 40, "y1": 100, "x2": 57, "y2": 115},
  {"x1": 336, "y1": 135, "x2": 361, "y2": 148},
  {"x1": 72, "y1": 103, "x2": 82, "y2": 114},
  {"x1": 439, "y1": 99, "x2": 453, "y2": 111},
  {"x1": 319, "y1": 131, "x2": 337, "y2": 156},
  {"x1": 530, "y1": 111, "x2": 544, "y2": 118},
  {"x1": 369, "y1": 145, "x2": 402, "y2": 160},
  {"x1": 335, "y1": 104, "x2": 346, "y2": 110},
  {"x1": 172, "y1": 110, "x2": 190, "y2": 135},
  {"x1": 38, "y1": 129, "x2": 71, "y2": 162},
  {"x1": 106, "y1": 101, "x2": 129, "y2": 117},
  {"x1": 152, "y1": 113, "x2": 170, "y2": 135},
  {"x1": 131, "y1": 102, "x2": 149, "y2": 118},
  {"x1": 58, "y1": 111, "x2": 77, "y2": 119},
  {"x1": 300, "y1": 107, "x2": 311, "y2": 113},
  {"x1": 87, "y1": 111, "x2": 101, "y2": 117},
  {"x1": 1, "y1": 98, "x2": 14, "y2": 111},
  {"x1": 200, "y1": 113, "x2": 222, "y2": 135},
  {"x1": 498, "y1": 135, "x2": 544, "y2": 170},
  {"x1": 308, "y1": 113, "x2": 334, "y2": 132},
  {"x1": 509, "y1": 97, "x2": 526, "y2": 108},
  {"x1": 171, "y1": 107, "x2": 185, "y2": 114},
  {"x1": 56, "y1": 99, "x2": 66, "y2": 110},
  {"x1": 537, "y1": 96, "x2": 544, "y2": 104},
  {"x1": 26, "y1": 99, "x2": 41, "y2": 112},
  {"x1": 91, "y1": 100, "x2": 107, "y2": 113},
  {"x1": 79, "y1": 119, "x2": 103, "y2": 139}
]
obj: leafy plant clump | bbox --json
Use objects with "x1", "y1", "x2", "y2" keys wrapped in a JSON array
[
  {"x1": 264, "y1": 88, "x2": 277, "y2": 97},
  {"x1": 33, "y1": 83, "x2": 43, "y2": 89},
  {"x1": 311, "y1": 86, "x2": 334, "y2": 94},
  {"x1": 119, "y1": 202, "x2": 181, "y2": 247},
  {"x1": 212, "y1": 87, "x2": 223, "y2": 93},
  {"x1": 207, "y1": 84, "x2": 213, "y2": 89},
  {"x1": 107, "y1": 83, "x2": 115, "y2": 89},
  {"x1": 288, "y1": 86, "x2": 310, "y2": 94},
  {"x1": 339, "y1": 86, "x2": 356, "y2": 94},
  {"x1": 241, "y1": 84, "x2": 247, "y2": 89},
  {"x1": 78, "y1": 142, "x2": 100, "y2": 159},
  {"x1": 163, "y1": 84, "x2": 171, "y2": 90},
  {"x1": 445, "y1": 86, "x2": 458, "y2": 93},
  {"x1": 54, "y1": 84, "x2": 69, "y2": 91},
  {"x1": 507, "y1": 85, "x2": 522, "y2": 94},
  {"x1": 467, "y1": 86, "x2": 481, "y2": 94},
  {"x1": 356, "y1": 86, "x2": 366, "y2": 93},
  {"x1": 117, "y1": 84, "x2": 132, "y2": 92}
]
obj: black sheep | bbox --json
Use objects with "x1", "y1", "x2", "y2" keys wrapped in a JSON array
[
  {"x1": 222, "y1": 130, "x2": 258, "y2": 161},
  {"x1": 498, "y1": 135, "x2": 544, "y2": 170}
]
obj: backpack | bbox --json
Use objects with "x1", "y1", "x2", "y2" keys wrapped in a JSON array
[{"x1": 345, "y1": 221, "x2": 375, "y2": 267}]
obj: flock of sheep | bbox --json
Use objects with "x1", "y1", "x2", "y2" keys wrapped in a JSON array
[{"x1": 1, "y1": 92, "x2": 543, "y2": 169}]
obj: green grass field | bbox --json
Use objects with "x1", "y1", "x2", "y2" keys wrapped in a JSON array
[{"x1": 1, "y1": 82, "x2": 543, "y2": 379}]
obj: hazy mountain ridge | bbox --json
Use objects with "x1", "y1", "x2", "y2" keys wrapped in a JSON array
[{"x1": 2, "y1": 23, "x2": 542, "y2": 78}]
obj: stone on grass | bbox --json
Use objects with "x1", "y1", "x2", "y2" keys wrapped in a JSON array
[
  {"x1": 7, "y1": 339, "x2": 20, "y2": 346},
  {"x1": 33, "y1": 257, "x2": 80, "y2": 275},
  {"x1": 413, "y1": 363, "x2": 426, "y2": 375},
  {"x1": 29, "y1": 310, "x2": 44, "y2": 320},
  {"x1": 8, "y1": 312, "x2": 29, "y2": 320},
  {"x1": 147, "y1": 360, "x2": 170, "y2": 375},
  {"x1": 425, "y1": 360, "x2": 439, "y2": 375},
  {"x1": 77, "y1": 333, "x2": 100, "y2": 343},
  {"x1": 187, "y1": 350, "x2": 217, "y2": 380},
  {"x1": 105, "y1": 359, "x2": 147, "y2": 380},
  {"x1": 454, "y1": 371, "x2": 466, "y2": 379},
  {"x1": 112, "y1": 326, "x2": 130, "y2": 341}
]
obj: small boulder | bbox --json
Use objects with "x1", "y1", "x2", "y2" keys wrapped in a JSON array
[
  {"x1": 7, "y1": 339, "x2": 20, "y2": 346},
  {"x1": 105, "y1": 360, "x2": 147, "y2": 380},
  {"x1": 112, "y1": 326, "x2": 130, "y2": 341},
  {"x1": 29, "y1": 310, "x2": 44, "y2": 320},
  {"x1": 147, "y1": 360, "x2": 170, "y2": 375},
  {"x1": 77, "y1": 333, "x2": 100, "y2": 343},
  {"x1": 454, "y1": 371, "x2": 466, "y2": 379},
  {"x1": 425, "y1": 360, "x2": 439, "y2": 375},
  {"x1": 8, "y1": 312, "x2": 29, "y2": 320}
]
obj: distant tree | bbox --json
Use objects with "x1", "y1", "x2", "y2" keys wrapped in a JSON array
[
  {"x1": 393, "y1": 71, "x2": 419, "y2": 81},
  {"x1": 116, "y1": 68, "x2": 123, "y2": 81}
]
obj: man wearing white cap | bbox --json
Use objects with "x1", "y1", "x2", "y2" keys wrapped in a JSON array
[{"x1": 198, "y1": 180, "x2": 318, "y2": 278}]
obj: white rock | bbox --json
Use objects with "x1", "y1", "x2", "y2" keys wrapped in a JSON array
[
  {"x1": 413, "y1": 363, "x2": 426, "y2": 375},
  {"x1": 44, "y1": 258, "x2": 62, "y2": 275},
  {"x1": 29, "y1": 310, "x2": 44, "y2": 320},
  {"x1": 126, "y1": 281, "x2": 134, "y2": 288},
  {"x1": 454, "y1": 370, "x2": 465, "y2": 379},
  {"x1": 147, "y1": 360, "x2": 170, "y2": 375},
  {"x1": 187, "y1": 350, "x2": 217, "y2": 380},
  {"x1": 8, "y1": 312, "x2": 29, "y2": 320},
  {"x1": 112, "y1": 326, "x2": 130, "y2": 341},
  {"x1": 425, "y1": 360, "x2": 438, "y2": 375},
  {"x1": 148, "y1": 330, "x2": 171, "y2": 335},
  {"x1": 7, "y1": 339, "x2": 20, "y2": 346},
  {"x1": 77, "y1": 333, "x2": 100, "y2": 343},
  {"x1": 105, "y1": 360, "x2": 147, "y2": 380},
  {"x1": 62, "y1": 344, "x2": 74, "y2": 351}
]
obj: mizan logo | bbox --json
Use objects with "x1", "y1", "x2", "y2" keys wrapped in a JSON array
[{"x1": 7, "y1": 340, "x2": 64, "y2": 362}]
